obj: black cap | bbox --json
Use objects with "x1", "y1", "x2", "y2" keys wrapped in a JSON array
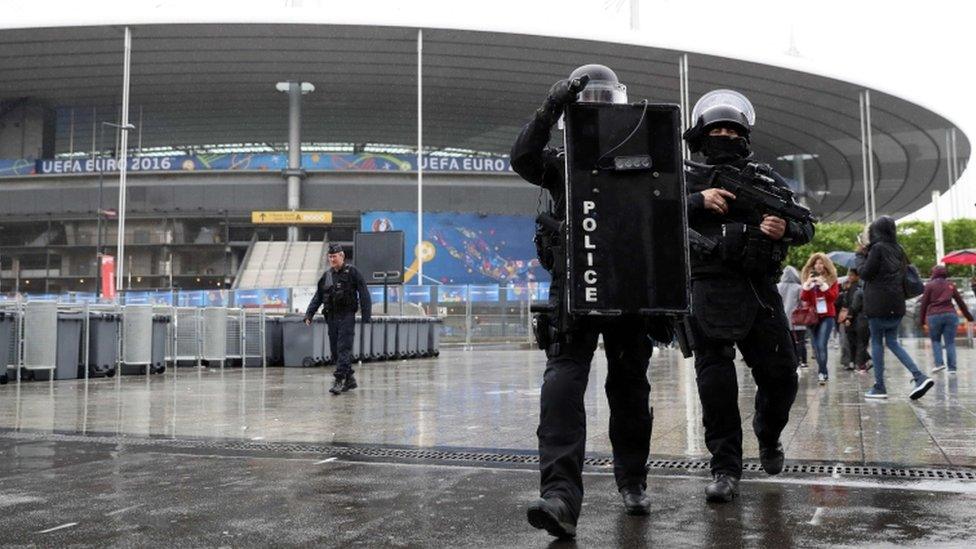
[{"x1": 327, "y1": 243, "x2": 344, "y2": 254}]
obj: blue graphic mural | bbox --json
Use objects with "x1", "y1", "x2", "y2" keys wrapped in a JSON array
[{"x1": 361, "y1": 211, "x2": 548, "y2": 285}]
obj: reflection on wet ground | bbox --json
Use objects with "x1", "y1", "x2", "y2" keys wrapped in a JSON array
[
  {"x1": 0, "y1": 437, "x2": 974, "y2": 547},
  {"x1": 1, "y1": 343, "x2": 975, "y2": 466},
  {"x1": 1, "y1": 342, "x2": 975, "y2": 546}
]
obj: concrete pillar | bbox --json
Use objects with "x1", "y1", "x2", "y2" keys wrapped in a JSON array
[
  {"x1": 0, "y1": 100, "x2": 56, "y2": 159},
  {"x1": 792, "y1": 156, "x2": 806, "y2": 202},
  {"x1": 286, "y1": 82, "x2": 302, "y2": 242}
]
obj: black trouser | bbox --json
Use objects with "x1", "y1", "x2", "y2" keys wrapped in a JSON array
[
  {"x1": 847, "y1": 318, "x2": 871, "y2": 366},
  {"x1": 791, "y1": 329, "x2": 808, "y2": 364},
  {"x1": 328, "y1": 312, "x2": 356, "y2": 379},
  {"x1": 537, "y1": 315, "x2": 653, "y2": 521},
  {"x1": 690, "y1": 279, "x2": 799, "y2": 478}
]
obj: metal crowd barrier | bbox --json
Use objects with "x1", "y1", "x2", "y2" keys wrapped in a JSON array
[
  {"x1": 274, "y1": 314, "x2": 442, "y2": 366},
  {"x1": 0, "y1": 301, "x2": 432, "y2": 382},
  {"x1": 174, "y1": 307, "x2": 203, "y2": 366}
]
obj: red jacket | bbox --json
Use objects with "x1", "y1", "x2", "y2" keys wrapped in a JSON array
[
  {"x1": 920, "y1": 265, "x2": 974, "y2": 325},
  {"x1": 801, "y1": 281, "x2": 840, "y2": 319}
]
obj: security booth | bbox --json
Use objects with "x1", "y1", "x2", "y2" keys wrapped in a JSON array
[{"x1": 562, "y1": 102, "x2": 690, "y2": 316}]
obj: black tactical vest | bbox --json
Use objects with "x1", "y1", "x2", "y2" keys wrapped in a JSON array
[{"x1": 324, "y1": 266, "x2": 358, "y2": 314}]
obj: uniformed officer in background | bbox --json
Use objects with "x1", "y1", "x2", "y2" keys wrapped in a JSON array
[
  {"x1": 683, "y1": 90, "x2": 815, "y2": 503},
  {"x1": 511, "y1": 64, "x2": 675, "y2": 539},
  {"x1": 305, "y1": 243, "x2": 372, "y2": 395}
]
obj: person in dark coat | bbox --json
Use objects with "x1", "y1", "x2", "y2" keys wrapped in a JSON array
[
  {"x1": 511, "y1": 64, "x2": 674, "y2": 539},
  {"x1": 857, "y1": 216, "x2": 933, "y2": 400},
  {"x1": 839, "y1": 269, "x2": 871, "y2": 371},
  {"x1": 919, "y1": 264, "x2": 974, "y2": 373},
  {"x1": 837, "y1": 267, "x2": 871, "y2": 371},
  {"x1": 683, "y1": 89, "x2": 814, "y2": 504},
  {"x1": 305, "y1": 244, "x2": 372, "y2": 395}
]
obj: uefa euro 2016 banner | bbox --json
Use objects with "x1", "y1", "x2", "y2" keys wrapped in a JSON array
[
  {"x1": 361, "y1": 211, "x2": 549, "y2": 286},
  {"x1": 0, "y1": 152, "x2": 512, "y2": 177}
]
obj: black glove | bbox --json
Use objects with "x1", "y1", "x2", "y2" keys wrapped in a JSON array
[{"x1": 536, "y1": 75, "x2": 590, "y2": 126}]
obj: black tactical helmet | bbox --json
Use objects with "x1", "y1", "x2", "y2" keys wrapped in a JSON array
[
  {"x1": 698, "y1": 104, "x2": 751, "y2": 136},
  {"x1": 568, "y1": 64, "x2": 628, "y2": 104},
  {"x1": 683, "y1": 89, "x2": 756, "y2": 153}
]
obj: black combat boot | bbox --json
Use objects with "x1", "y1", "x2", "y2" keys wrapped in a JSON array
[
  {"x1": 329, "y1": 376, "x2": 345, "y2": 395},
  {"x1": 619, "y1": 485, "x2": 651, "y2": 515},
  {"x1": 342, "y1": 374, "x2": 358, "y2": 392},
  {"x1": 705, "y1": 474, "x2": 739, "y2": 503},
  {"x1": 759, "y1": 441, "x2": 785, "y2": 475},
  {"x1": 526, "y1": 497, "x2": 576, "y2": 539}
]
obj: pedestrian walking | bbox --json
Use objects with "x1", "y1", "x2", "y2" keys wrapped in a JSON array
[
  {"x1": 305, "y1": 244, "x2": 372, "y2": 395},
  {"x1": 839, "y1": 269, "x2": 871, "y2": 370},
  {"x1": 858, "y1": 216, "x2": 934, "y2": 400},
  {"x1": 919, "y1": 265, "x2": 973, "y2": 374},
  {"x1": 778, "y1": 266, "x2": 808, "y2": 368}
]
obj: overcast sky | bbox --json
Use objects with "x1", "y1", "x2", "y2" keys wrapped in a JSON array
[{"x1": 5, "y1": 0, "x2": 974, "y2": 221}]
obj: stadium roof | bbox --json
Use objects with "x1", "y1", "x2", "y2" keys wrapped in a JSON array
[{"x1": 0, "y1": 22, "x2": 969, "y2": 222}]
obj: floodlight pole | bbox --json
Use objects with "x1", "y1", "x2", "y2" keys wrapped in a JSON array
[
  {"x1": 678, "y1": 54, "x2": 690, "y2": 161},
  {"x1": 416, "y1": 29, "x2": 424, "y2": 285},
  {"x1": 864, "y1": 90, "x2": 876, "y2": 221},
  {"x1": 858, "y1": 91, "x2": 871, "y2": 224},
  {"x1": 932, "y1": 190, "x2": 945, "y2": 262},
  {"x1": 115, "y1": 27, "x2": 132, "y2": 293}
]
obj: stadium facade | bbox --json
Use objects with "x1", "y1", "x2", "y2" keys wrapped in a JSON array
[{"x1": 0, "y1": 20, "x2": 969, "y2": 295}]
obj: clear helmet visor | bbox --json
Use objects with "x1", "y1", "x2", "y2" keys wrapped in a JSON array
[
  {"x1": 691, "y1": 89, "x2": 756, "y2": 127},
  {"x1": 578, "y1": 81, "x2": 628, "y2": 104}
]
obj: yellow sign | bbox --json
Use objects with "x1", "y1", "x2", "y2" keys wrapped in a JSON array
[{"x1": 251, "y1": 211, "x2": 333, "y2": 224}]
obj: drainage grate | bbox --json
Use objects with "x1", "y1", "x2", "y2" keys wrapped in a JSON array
[{"x1": 1, "y1": 429, "x2": 974, "y2": 481}]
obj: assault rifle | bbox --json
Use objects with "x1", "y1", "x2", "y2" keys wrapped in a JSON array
[{"x1": 686, "y1": 160, "x2": 818, "y2": 226}]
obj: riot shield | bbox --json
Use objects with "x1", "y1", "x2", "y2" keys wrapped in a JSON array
[{"x1": 563, "y1": 102, "x2": 689, "y2": 315}]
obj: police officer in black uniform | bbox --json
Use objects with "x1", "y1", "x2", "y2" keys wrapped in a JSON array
[
  {"x1": 305, "y1": 243, "x2": 372, "y2": 395},
  {"x1": 683, "y1": 90, "x2": 814, "y2": 502},
  {"x1": 511, "y1": 64, "x2": 674, "y2": 539}
]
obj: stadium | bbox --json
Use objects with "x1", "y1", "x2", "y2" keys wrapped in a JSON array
[
  {"x1": 1, "y1": 18, "x2": 969, "y2": 298},
  {"x1": 2, "y1": 3, "x2": 976, "y2": 546}
]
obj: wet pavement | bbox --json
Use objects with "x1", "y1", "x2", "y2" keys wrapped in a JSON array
[
  {"x1": 1, "y1": 436, "x2": 975, "y2": 547},
  {"x1": 1, "y1": 340, "x2": 975, "y2": 546}
]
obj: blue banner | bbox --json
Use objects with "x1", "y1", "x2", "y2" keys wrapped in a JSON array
[
  {"x1": 123, "y1": 291, "x2": 153, "y2": 305},
  {"x1": 151, "y1": 291, "x2": 175, "y2": 306},
  {"x1": 234, "y1": 288, "x2": 289, "y2": 309},
  {"x1": 361, "y1": 211, "x2": 548, "y2": 286},
  {"x1": 23, "y1": 152, "x2": 512, "y2": 176},
  {"x1": 0, "y1": 158, "x2": 36, "y2": 176}
]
